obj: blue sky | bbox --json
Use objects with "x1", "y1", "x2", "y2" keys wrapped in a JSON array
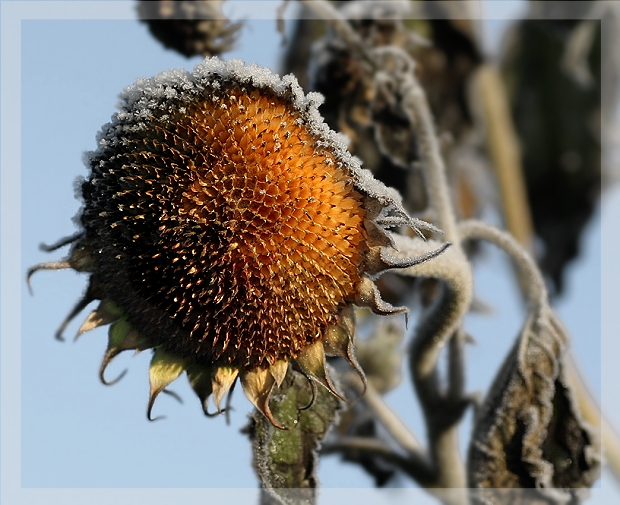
[{"x1": 2, "y1": 1, "x2": 619, "y2": 503}]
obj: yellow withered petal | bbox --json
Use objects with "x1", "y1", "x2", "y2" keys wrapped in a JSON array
[
  {"x1": 269, "y1": 360, "x2": 289, "y2": 388},
  {"x1": 76, "y1": 299, "x2": 123, "y2": 337},
  {"x1": 211, "y1": 366, "x2": 239, "y2": 412},
  {"x1": 240, "y1": 367, "x2": 284, "y2": 430},
  {"x1": 295, "y1": 340, "x2": 345, "y2": 401},
  {"x1": 147, "y1": 348, "x2": 187, "y2": 420}
]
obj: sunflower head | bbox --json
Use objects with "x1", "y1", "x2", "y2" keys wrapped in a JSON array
[{"x1": 28, "y1": 58, "x2": 445, "y2": 428}]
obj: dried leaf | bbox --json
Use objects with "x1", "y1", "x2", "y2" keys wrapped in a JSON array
[
  {"x1": 468, "y1": 312, "x2": 600, "y2": 504},
  {"x1": 503, "y1": 19, "x2": 601, "y2": 295}
]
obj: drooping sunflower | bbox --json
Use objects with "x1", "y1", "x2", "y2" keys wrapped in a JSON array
[{"x1": 29, "y1": 58, "x2": 446, "y2": 428}]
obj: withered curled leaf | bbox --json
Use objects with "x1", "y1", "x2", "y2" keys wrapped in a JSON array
[{"x1": 468, "y1": 311, "x2": 600, "y2": 504}]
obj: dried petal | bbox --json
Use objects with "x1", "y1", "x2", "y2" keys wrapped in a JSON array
[
  {"x1": 241, "y1": 367, "x2": 283, "y2": 429},
  {"x1": 211, "y1": 366, "x2": 239, "y2": 412},
  {"x1": 269, "y1": 360, "x2": 289, "y2": 388},
  {"x1": 77, "y1": 299, "x2": 123, "y2": 337},
  {"x1": 147, "y1": 348, "x2": 187, "y2": 420},
  {"x1": 296, "y1": 340, "x2": 345, "y2": 401}
]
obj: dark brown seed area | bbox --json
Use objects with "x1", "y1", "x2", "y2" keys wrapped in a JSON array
[{"x1": 81, "y1": 83, "x2": 367, "y2": 369}]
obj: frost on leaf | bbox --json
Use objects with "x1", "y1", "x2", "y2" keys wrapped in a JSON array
[{"x1": 468, "y1": 311, "x2": 600, "y2": 504}]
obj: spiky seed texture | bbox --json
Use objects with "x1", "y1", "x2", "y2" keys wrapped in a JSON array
[{"x1": 30, "y1": 58, "x2": 444, "y2": 427}]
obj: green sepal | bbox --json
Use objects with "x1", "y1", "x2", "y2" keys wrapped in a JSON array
[
  {"x1": 99, "y1": 317, "x2": 152, "y2": 386},
  {"x1": 187, "y1": 364, "x2": 215, "y2": 416}
]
